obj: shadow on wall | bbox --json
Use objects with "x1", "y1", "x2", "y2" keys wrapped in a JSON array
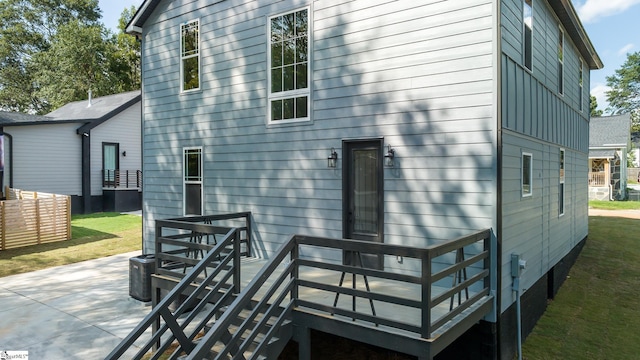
[{"x1": 142, "y1": 1, "x2": 496, "y2": 262}]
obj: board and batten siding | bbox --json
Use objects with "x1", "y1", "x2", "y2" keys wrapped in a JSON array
[
  {"x1": 89, "y1": 102, "x2": 142, "y2": 195},
  {"x1": 501, "y1": 0, "x2": 590, "y2": 116},
  {"x1": 4, "y1": 123, "x2": 82, "y2": 195},
  {"x1": 140, "y1": 0, "x2": 498, "y2": 263},
  {"x1": 499, "y1": 0, "x2": 589, "y2": 313}
]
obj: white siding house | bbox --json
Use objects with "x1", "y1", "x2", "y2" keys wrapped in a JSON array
[
  {"x1": 127, "y1": 0, "x2": 601, "y2": 359},
  {"x1": 0, "y1": 91, "x2": 142, "y2": 213}
]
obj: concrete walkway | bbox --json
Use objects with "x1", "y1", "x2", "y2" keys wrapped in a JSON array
[
  {"x1": 588, "y1": 208, "x2": 640, "y2": 219},
  {"x1": 0, "y1": 251, "x2": 150, "y2": 359}
]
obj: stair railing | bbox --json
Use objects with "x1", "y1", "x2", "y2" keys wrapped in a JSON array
[{"x1": 105, "y1": 226, "x2": 240, "y2": 360}]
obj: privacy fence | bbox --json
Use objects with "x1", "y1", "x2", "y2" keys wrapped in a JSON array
[{"x1": 0, "y1": 187, "x2": 71, "y2": 250}]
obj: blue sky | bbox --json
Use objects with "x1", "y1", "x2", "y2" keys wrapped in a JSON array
[{"x1": 98, "y1": 0, "x2": 639, "y2": 113}]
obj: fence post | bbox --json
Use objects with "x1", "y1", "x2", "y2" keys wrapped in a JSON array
[
  {"x1": 35, "y1": 198, "x2": 41, "y2": 244},
  {"x1": 66, "y1": 196, "x2": 71, "y2": 240}
]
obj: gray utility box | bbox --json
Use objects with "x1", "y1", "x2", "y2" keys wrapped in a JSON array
[{"x1": 129, "y1": 254, "x2": 156, "y2": 302}]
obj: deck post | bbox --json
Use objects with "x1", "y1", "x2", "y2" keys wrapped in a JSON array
[
  {"x1": 233, "y1": 228, "x2": 241, "y2": 293},
  {"x1": 245, "y1": 212, "x2": 252, "y2": 257},
  {"x1": 422, "y1": 251, "x2": 432, "y2": 338},
  {"x1": 297, "y1": 325, "x2": 311, "y2": 360}
]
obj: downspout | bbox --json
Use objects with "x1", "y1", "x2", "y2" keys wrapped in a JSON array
[
  {"x1": 79, "y1": 130, "x2": 91, "y2": 213},
  {"x1": 511, "y1": 254, "x2": 526, "y2": 360},
  {"x1": 2, "y1": 131, "x2": 13, "y2": 191}
]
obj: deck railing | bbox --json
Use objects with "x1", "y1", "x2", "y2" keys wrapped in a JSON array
[
  {"x1": 102, "y1": 169, "x2": 142, "y2": 189},
  {"x1": 107, "y1": 215, "x2": 493, "y2": 360},
  {"x1": 588, "y1": 171, "x2": 606, "y2": 186}
]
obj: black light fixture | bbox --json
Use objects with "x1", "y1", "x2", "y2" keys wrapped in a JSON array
[
  {"x1": 327, "y1": 147, "x2": 338, "y2": 168},
  {"x1": 384, "y1": 144, "x2": 395, "y2": 167},
  {"x1": 122, "y1": 151, "x2": 127, "y2": 157}
]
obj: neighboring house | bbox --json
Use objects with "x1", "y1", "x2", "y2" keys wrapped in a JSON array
[
  {"x1": 588, "y1": 114, "x2": 631, "y2": 201},
  {"x1": 0, "y1": 91, "x2": 142, "y2": 213},
  {"x1": 127, "y1": 0, "x2": 601, "y2": 359}
]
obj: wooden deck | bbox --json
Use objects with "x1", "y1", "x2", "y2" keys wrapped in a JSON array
[{"x1": 108, "y1": 214, "x2": 494, "y2": 360}]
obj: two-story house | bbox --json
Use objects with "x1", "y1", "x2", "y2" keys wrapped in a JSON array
[{"x1": 125, "y1": 0, "x2": 601, "y2": 359}]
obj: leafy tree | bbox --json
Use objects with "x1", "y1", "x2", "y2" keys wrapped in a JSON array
[
  {"x1": 590, "y1": 95, "x2": 603, "y2": 117},
  {"x1": 31, "y1": 21, "x2": 116, "y2": 110},
  {"x1": 109, "y1": 6, "x2": 141, "y2": 93},
  {"x1": 0, "y1": 0, "x2": 101, "y2": 113},
  {"x1": 0, "y1": 1, "x2": 140, "y2": 114},
  {"x1": 606, "y1": 51, "x2": 640, "y2": 132}
]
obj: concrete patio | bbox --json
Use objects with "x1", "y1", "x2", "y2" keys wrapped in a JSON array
[{"x1": 0, "y1": 251, "x2": 150, "y2": 359}]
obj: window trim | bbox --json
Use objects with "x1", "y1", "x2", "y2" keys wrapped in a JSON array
[
  {"x1": 558, "y1": 25, "x2": 564, "y2": 95},
  {"x1": 559, "y1": 148, "x2": 565, "y2": 216},
  {"x1": 523, "y1": 0, "x2": 533, "y2": 71},
  {"x1": 180, "y1": 19, "x2": 201, "y2": 93},
  {"x1": 522, "y1": 152, "x2": 533, "y2": 197},
  {"x1": 183, "y1": 146, "x2": 204, "y2": 216},
  {"x1": 579, "y1": 58, "x2": 584, "y2": 112},
  {"x1": 267, "y1": 7, "x2": 311, "y2": 125}
]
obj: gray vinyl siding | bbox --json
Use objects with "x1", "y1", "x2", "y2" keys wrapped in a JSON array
[
  {"x1": 500, "y1": 132, "x2": 587, "y2": 312},
  {"x1": 90, "y1": 102, "x2": 142, "y2": 195},
  {"x1": 499, "y1": 0, "x2": 589, "y2": 313},
  {"x1": 4, "y1": 123, "x2": 82, "y2": 195},
  {"x1": 140, "y1": 0, "x2": 498, "y2": 266}
]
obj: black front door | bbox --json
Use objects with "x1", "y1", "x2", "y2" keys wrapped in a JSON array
[{"x1": 343, "y1": 139, "x2": 384, "y2": 270}]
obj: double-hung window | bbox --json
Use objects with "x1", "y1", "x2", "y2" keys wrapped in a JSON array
[
  {"x1": 184, "y1": 147, "x2": 203, "y2": 216},
  {"x1": 559, "y1": 149, "x2": 565, "y2": 216},
  {"x1": 558, "y1": 26, "x2": 564, "y2": 95},
  {"x1": 268, "y1": 8, "x2": 310, "y2": 123},
  {"x1": 523, "y1": 0, "x2": 532, "y2": 71},
  {"x1": 522, "y1": 152, "x2": 533, "y2": 197},
  {"x1": 181, "y1": 19, "x2": 200, "y2": 92},
  {"x1": 579, "y1": 59, "x2": 584, "y2": 111}
]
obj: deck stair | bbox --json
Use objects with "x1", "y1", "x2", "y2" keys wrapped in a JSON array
[{"x1": 107, "y1": 213, "x2": 495, "y2": 360}]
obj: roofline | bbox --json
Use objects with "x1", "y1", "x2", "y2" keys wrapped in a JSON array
[
  {"x1": 549, "y1": 0, "x2": 603, "y2": 69},
  {"x1": 126, "y1": 0, "x2": 162, "y2": 36},
  {"x1": 76, "y1": 94, "x2": 141, "y2": 134},
  {"x1": 0, "y1": 118, "x2": 87, "y2": 127}
]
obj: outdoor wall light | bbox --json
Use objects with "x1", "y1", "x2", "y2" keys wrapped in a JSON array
[
  {"x1": 122, "y1": 151, "x2": 127, "y2": 157},
  {"x1": 327, "y1": 147, "x2": 338, "y2": 168},
  {"x1": 384, "y1": 144, "x2": 395, "y2": 167}
]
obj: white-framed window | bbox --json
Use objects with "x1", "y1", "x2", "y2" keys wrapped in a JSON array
[
  {"x1": 523, "y1": 0, "x2": 532, "y2": 71},
  {"x1": 522, "y1": 152, "x2": 533, "y2": 197},
  {"x1": 559, "y1": 148, "x2": 565, "y2": 216},
  {"x1": 579, "y1": 58, "x2": 584, "y2": 111},
  {"x1": 558, "y1": 26, "x2": 564, "y2": 95},
  {"x1": 180, "y1": 19, "x2": 200, "y2": 92},
  {"x1": 268, "y1": 8, "x2": 310, "y2": 124},
  {"x1": 183, "y1": 147, "x2": 203, "y2": 216}
]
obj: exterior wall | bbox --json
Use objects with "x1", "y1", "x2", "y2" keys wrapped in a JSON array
[
  {"x1": 90, "y1": 102, "x2": 142, "y2": 195},
  {"x1": 3, "y1": 123, "x2": 82, "y2": 195},
  {"x1": 500, "y1": 0, "x2": 589, "y2": 315},
  {"x1": 139, "y1": 0, "x2": 498, "y2": 273}
]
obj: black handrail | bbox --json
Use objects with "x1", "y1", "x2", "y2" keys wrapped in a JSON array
[{"x1": 108, "y1": 222, "x2": 493, "y2": 360}]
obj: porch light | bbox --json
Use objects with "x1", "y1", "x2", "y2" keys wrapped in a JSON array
[
  {"x1": 384, "y1": 145, "x2": 395, "y2": 167},
  {"x1": 327, "y1": 148, "x2": 338, "y2": 168}
]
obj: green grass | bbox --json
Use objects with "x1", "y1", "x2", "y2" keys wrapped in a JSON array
[
  {"x1": 0, "y1": 212, "x2": 141, "y2": 278},
  {"x1": 589, "y1": 200, "x2": 640, "y2": 210},
  {"x1": 523, "y1": 216, "x2": 640, "y2": 359}
]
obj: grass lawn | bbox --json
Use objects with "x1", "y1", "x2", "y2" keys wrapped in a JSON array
[
  {"x1": 0, "y1": 212, "x2": 141, "y2": 278},
  {"x1": 523, "y1": 216, "x2": 640, "y2": 359},
  {"x1": 588, "y1": 200, "x2": 640, "y2": 210}
]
